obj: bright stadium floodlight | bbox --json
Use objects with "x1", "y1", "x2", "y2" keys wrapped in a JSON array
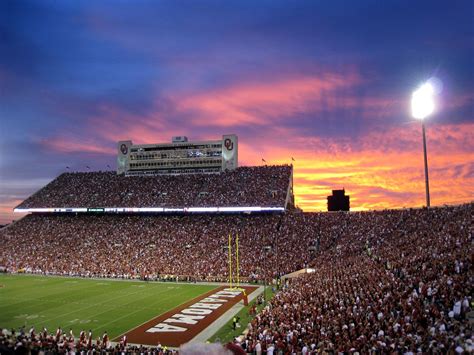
[
  {"x1": 412, "y1": 83, "x2": 435, "y2": 120},
  {"x1": 411, "y1": 81, "x2": 435, "y2": 208}
]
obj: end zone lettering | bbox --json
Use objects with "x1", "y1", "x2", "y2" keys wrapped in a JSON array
[{"x1": 146, "y1": 288, "x2": 241, "y2": 333}]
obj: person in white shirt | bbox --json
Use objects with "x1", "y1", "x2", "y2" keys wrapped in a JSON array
[
  {"x1": 255, "y1": 340, "x2": 262, "y2": 355},
  {"x1": 453, "y1": 300, "x2": 461, "y2": 317},
  {"x1": 302, "y1": 344, "x2": 308, "y2": 354}
]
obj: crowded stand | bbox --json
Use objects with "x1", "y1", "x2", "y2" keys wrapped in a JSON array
[
  {"x1": 15, "y1": 165, "x2": 291, "y2": 209},
  {"x1": 0, "y1": 213, "x2": 316, "y2": 281},
  {"x1": 1, "y1": 163, "x2": 472, "y2": 353},
  {"x1": 0, "y1": 326, "x2": 173, "y2": 354},
  {"x1": 0, "y1": 327, "x2": 242, "y2": 354},
  {"x1": 241, "y1": 204, "x2": 473, "y2": 353}
]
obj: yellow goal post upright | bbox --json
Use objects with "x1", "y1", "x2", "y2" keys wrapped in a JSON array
[
  {"x1": 227, "y1": 233, "x2": 247, "y2": 297},
  {"x1": 228, "y1": 233, "x2": 233, "y2": 290}
]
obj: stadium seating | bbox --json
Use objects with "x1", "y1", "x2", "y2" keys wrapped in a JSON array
[
  {"x1": 15, "y1": 165, "x2": 292, "y2": 209},
  {"x1": 1, "y1": 175, "x2": 472, "y2": 353},
  {"x1": 0, "y1": 213, "x2": 317, "y2": 281},
  {"x1": 241, "y1": 204, "x2": 472, "y2": 353}
]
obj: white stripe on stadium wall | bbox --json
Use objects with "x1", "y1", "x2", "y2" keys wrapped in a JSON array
[{"x1": 14, "y1": 206, "x2": 285, "y2": 213}]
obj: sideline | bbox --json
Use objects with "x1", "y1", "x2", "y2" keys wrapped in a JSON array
[{"x1": 2, "y1": 272, "x2": 263, "y2": 288}]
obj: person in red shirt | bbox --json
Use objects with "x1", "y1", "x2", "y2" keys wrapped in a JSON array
[
  {"x1": 79, "y1": 329, "x2": 85, "y2": 345},
  {"x1": 102, "y1": 331, "x2": 109, "y2": 348},
  {"x1": 55, "y1": 327, "x2": 61, "y2": 342}
]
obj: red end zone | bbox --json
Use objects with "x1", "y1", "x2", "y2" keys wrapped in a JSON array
[{"x1": 116, "y1": 286, "x2": 258, "y2": 347}]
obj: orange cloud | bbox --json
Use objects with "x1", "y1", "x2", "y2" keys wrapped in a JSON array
[
  {"x1": 0, "y1": 199, "x2": 26, "y2": 225},
  {"x1": 256, "y1": 122, "x2": 474, "y2": 211},
  {"x1": 40, "y1": 137, "x2": 115, "y2": 155},
  {"x1": 33, "y1": 74, "x2": 473, "y2": 215},
  {"x1": 175, "y1": 73, "x2": 364, "y2": 127},
  {"x1": 84, "y1": 104, "x2": 180, "y2": 145}
]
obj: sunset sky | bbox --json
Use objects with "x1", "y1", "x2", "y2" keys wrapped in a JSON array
[{"x1": 1, "y1": 0, "x2": 473, "y2": 224}]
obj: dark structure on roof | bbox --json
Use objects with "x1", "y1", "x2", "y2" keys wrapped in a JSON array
[{"x1": 327, "y1": 189, "x2": 350, "y2": 211}]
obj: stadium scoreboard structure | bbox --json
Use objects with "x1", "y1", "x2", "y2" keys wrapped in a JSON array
[{"x1": 117, "y1": 134, "x2": 238, "y2": 175}]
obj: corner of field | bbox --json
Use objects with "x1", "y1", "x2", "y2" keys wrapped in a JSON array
[{"x1": 190, "y1": 285, "x2": 265, "y2": 343}]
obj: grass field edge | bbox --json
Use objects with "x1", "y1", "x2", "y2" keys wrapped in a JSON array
[
  {"x1": 0, "y1": 274, "x2": 219, "y2": 341},
  {"x1": 207, "y1": 287, "x2": 275, "y2": 344}
]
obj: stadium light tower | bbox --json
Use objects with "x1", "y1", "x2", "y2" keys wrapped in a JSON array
[{"x1": 411, "y1": 82, "x2": 435, "y2": 207}]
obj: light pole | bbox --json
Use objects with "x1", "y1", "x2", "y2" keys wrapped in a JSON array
[{"x1": 411, "y1": 82, "x2": 435, "y2": 208}]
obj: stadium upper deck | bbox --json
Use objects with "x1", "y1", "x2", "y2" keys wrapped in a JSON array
[{"x1": 15, "y1": 165, "x2": 293, "y2": 213}]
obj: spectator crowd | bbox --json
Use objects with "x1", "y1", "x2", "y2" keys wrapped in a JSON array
[
  {"x1": 0, "y1": 327, "x2": 241, "y2": 354},
  {"x1": 239, "y1": 204, "x2": 473, "y2": 353},
  {"x1": 16, "y1": 165, "x2": 292, "y2": 209},
  {"x1": 0, "y1": 213, "x2": 318, "y2": 282},
  {"x1": 1, "y1": 179, "x2": 472, "y2": 353}
]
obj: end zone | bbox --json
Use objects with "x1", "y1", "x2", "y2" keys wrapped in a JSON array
[{"x1": 116, "y1": 286, "x2": 257, "y2": 347}]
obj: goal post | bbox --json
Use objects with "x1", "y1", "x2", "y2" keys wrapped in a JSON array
[
  {"x1": 235, "y1": 233, "x2": 239, "y2": 289},
  {"x1": 228, "y1": 233, "x2": 245, "y2": 292},
  {"x1": 228, "y1": 233, "x2": 232, "y2": 290}
]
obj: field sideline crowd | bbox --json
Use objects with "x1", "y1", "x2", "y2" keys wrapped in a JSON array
[
  {"x1": 0, "y1": 327, "x2": 243, "y2": 355},
  {"x1": 0, "y1": 184, "x2": 472, "y2": 353}
]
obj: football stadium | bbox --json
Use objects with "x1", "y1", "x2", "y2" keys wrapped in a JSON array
[{"x1": 0, "y1": 134, "x2": 472, "y2": 354}]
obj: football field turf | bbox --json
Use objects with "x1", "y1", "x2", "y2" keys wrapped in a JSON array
[{"x1": 0, "y1": 274, "x2": 218, "y2": 340}]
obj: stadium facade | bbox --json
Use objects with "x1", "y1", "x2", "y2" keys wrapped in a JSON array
[{"x1": 117, "y1": 135, "x2": 238, "y2": 175}]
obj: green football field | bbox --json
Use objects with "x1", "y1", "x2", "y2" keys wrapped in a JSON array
[{"x1": 0, "y1": 274, "x2": 218, "y2": 339}]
